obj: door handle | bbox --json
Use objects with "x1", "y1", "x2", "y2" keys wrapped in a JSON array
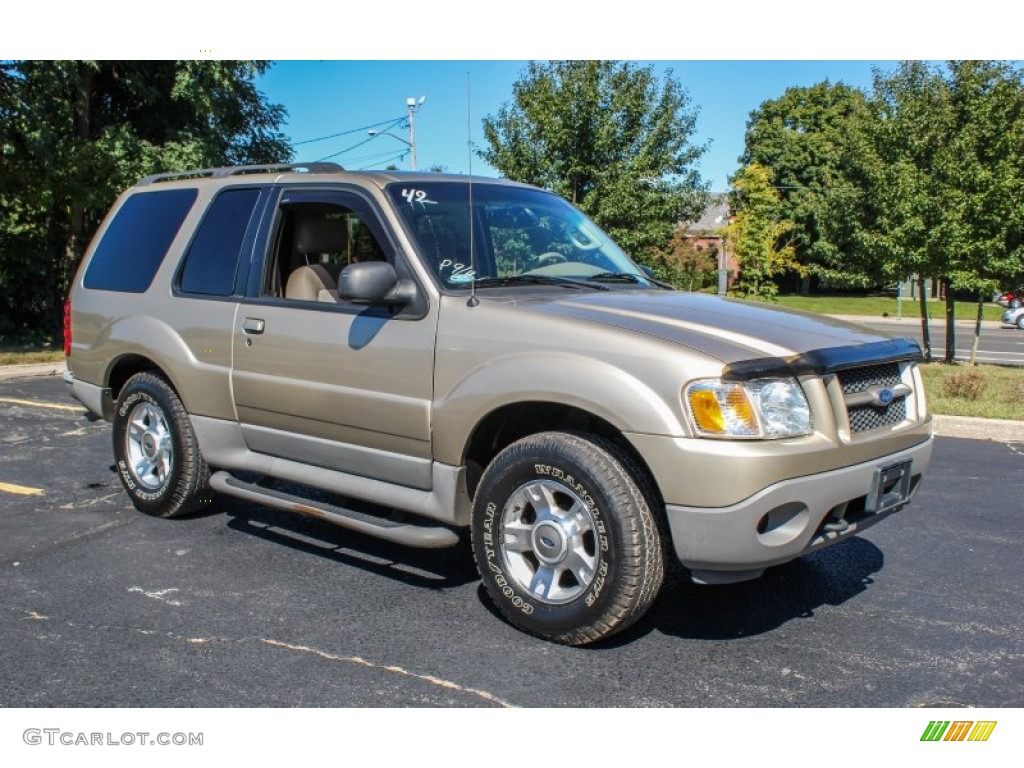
[{"x1": 242, "y1": 318, "x2": 265, "y2": 335}]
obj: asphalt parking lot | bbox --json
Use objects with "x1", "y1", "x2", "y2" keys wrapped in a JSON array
[{"x1": 1, "y1": 375, "x2": 1022, "y2": 707}]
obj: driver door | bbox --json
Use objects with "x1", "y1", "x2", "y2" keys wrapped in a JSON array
[{"x1": 230, "y1": 187, "x2": 437, "y2": 490}]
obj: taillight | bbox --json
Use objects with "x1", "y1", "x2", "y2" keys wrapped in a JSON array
[{"x1": 63, "y1": 299, "x2": 72, "y2": 356}]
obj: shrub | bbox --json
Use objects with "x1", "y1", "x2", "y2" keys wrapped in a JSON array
[{"x1": 941, "y1": 370, "x2": 988, "y2": 401}]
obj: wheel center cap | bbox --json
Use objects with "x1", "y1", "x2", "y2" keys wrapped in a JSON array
[
  {"x1": 532, "y1": 522, "x2": 567, "y2": 563},
  {"x1": 142, "y1": 433, "x2": 158, "y2": 458}
]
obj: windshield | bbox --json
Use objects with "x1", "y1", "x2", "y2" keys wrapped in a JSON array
[{"x1": 387, "y1": 182, "x2": 651, "y2": 290}]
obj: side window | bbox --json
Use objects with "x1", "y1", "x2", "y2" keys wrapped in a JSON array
[
  {"x1": 178, "y1": 188, "x2": 260, "y2": 296},
  {"x1": 83, "y1": 188, "x2": 197, "y2": 292},
  {"x1": 265, "y1": 200, "x2": 388, "y2": 303}
]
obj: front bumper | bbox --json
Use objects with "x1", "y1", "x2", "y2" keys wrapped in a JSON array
[{"x1": 662, "y1": 437, "x2": 932, "y2": 582}]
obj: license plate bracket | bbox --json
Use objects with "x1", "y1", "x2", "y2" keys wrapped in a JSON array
[{"x1": 866, "y1": 459, "x2": 913, "y2": 513}]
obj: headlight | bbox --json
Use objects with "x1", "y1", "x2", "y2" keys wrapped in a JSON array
[{"x1": 684, "y1": 377, "x2": 813, "y2": 439}]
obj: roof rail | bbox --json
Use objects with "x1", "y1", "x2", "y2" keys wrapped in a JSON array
[{"x1": 137, "y1": 162, "x2": 345, "y2": 186}]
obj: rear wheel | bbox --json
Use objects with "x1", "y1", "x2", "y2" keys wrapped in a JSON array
[
  {"x1": 471, "y1": 431, "x2": 664, "y2": 645},
  {"x1": 112, "y1": 372, "x2": 211, "y2": 518}
]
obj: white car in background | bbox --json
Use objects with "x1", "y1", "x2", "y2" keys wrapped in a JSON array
[{"x1": 1002, "y1": 306, "x2": 1024, "y2": 329}]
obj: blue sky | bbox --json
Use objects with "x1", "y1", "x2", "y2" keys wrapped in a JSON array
[{"x1": 258, "y1": 61, "x2": 893, "y2": 193}]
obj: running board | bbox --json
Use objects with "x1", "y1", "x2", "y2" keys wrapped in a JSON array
[{"x1": 209, "y1": 471, "x2": 460, "y2": 549}]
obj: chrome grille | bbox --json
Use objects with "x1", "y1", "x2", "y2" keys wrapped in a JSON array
[{"x1": 836, "y1": 362, "x2": 910, "y2": 433}]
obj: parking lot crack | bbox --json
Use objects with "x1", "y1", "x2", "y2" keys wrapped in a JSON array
[
  {"x1": 60, "y1": 492, "x2": 121, "y2": 510},
  {"x1": 261, "y1": 638, "x2": 515, "y2": 707},
  {"x1": 127, "y1": 586, "x2": 184, "y2": 606},
  {"x1": 6, "y1": 606, "x2": 515, "y2": 707}
]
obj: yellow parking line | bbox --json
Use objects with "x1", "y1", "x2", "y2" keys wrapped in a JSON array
[
  {"x1": 0, "y1": 396, "x2": 81, "y2": 412},
  {"x1": 0, "y1": 482, "x2": 44, "y2": 496}
]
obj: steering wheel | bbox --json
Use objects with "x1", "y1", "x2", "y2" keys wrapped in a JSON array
[
  {"x1": 535, "y1": 252, "x2": 568, "y2": 267},
  {"x1": 568, "y1": 229, "x2": 602, "y2": 251}
]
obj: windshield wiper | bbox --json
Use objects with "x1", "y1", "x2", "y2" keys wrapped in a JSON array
[
  {"x1": 588, "y1": 271, "x2": 645, "y2": 283},
  {"x1": 471, "y1": 275, "x2": 610, "y2": 291},
  {"x1": 588, "y1": 271, "x2": 674, "y2": 289}
]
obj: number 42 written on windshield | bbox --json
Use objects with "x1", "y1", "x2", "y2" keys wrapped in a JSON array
[{"x1": 401, "y1": 188, "x2": 437, "y2": 205}]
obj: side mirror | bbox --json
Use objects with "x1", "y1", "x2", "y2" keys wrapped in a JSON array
[{"x1": 339, "y1": 262, "x2": 414, "y2": 305}]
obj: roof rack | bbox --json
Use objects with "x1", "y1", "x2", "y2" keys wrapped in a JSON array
[{"x1": 138, "y1": 162, "x2": 345, "y2": 186}]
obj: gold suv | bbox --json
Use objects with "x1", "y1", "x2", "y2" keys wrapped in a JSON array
[{"x1": 65, "y1": 163, "x2": 932, "y2": 644}]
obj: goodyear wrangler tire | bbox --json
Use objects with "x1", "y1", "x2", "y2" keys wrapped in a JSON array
[
  {"x1": 112, "y1": 372, "x2": 211, "y2": 518},
  {"x1": 471, "y1": 431, "x2": 664, "y2": 645}
]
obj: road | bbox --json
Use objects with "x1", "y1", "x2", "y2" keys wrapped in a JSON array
[
  {"x1": 1, "y1": 375, "x2": 1022, "y2": 707},
  {"x1": 857, "y1": 318, "x2": 1024, "y2": 366}
]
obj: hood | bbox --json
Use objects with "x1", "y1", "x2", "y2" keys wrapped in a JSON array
[{"x1": 527, "y1": 291, "x2": 918, "y2": 374}]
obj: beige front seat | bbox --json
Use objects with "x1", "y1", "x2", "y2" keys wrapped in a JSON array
[
  {"x1": 286, "y1": 218, "x2": 349, "y2": 302},
  {"x1": 285, "y1": 264, "x2": 339, "y2": 303}
]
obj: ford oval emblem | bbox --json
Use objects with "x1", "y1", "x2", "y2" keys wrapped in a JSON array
[{"x1": 875, "y1": 387, "x2": 894, "y2": 406}]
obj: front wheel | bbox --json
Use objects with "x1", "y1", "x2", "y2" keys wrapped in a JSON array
[
  {"x1": 112, "y1": 372, "x2": 211, "y2": 518},
  {"x1": 471, "y1": 431, "x2": 664, "y2": 645},
  {"x1": 1017, "y1": 315, "x2": 1024, "y2": 330}
]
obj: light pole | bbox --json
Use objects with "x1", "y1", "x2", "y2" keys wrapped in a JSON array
[
  {"x1": 406, "y1": 95, "x2": 426, "y2": 170},
  {"x1": 369, "y1": 96, "x2": 425, "y2": 170},
  {"x1": 718, "y1": 235, "x2": 729, "y2": 296}
]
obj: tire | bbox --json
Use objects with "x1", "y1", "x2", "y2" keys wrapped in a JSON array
[
  {"x1": 1017, "y1": 315, "x2": 1024, "y2": 330},
  {"x1": 112, "y1": 372, "x2": 211, "y2": 518},
  {"x1": 471, "y1": 431, "x2": 664, "y2": 645}
]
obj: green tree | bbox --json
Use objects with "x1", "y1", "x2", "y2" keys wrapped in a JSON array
[
  {"x1": 0, "y1": 60, "x2": 290, "y2": 342},
  {"x1": 741, "y1": 81, "x2": 873, "y2": 289},
  {"x1": 725, "y1": 163, "x2": 802, "y2": 300},
  {"x1": 846, "y1": 61, "x2": 949, "y2": 360},
  {"x1": 935, "y1": 61, "x2": 1024, "y2": 364},
  {"x1": 481, "y1": 60, "x2": 708, "y2": 263},
  {"x1": 842, "y1": 61, "x2": 1024, "y2": 362}
]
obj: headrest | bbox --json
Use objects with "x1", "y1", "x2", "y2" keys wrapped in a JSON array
[{"x1": 295, "y1": 217, "x2": 348, "y2": 254}]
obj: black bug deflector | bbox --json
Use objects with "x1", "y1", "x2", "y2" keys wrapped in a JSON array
[{"x1": 721, "y1": 338, "x2": 923, "y2": 381}]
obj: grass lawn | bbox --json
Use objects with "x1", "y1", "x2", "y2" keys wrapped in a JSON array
[
  {"x1": 765, "y1": 294, "x2": 1005, "y2": 323},
  {"x1": 919, "y1": 362, "x2": 1024, "y2": 421},
  {"x1": 0, "y1": 348, "x2": 65, "y2": 366}
]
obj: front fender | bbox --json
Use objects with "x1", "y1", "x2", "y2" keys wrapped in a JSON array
[{"x1": 431, "y1": 351, "x2": 686, "y2": 466}]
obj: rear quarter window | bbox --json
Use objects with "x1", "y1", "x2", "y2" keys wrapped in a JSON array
[
  {"x1": 83, "y1": 188, "x2": 197, "y2": 292},
  {"x1": 177, "y1": 188, "x2": 261, "y2": 296}
]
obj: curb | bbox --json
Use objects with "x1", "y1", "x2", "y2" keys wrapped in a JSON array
[
  {"x1": 932, "y1": 414, "x2": 1022, "y2": 443},
  {"x1": 0, "y1": 362, "x2": 67, "y2": 381}
]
